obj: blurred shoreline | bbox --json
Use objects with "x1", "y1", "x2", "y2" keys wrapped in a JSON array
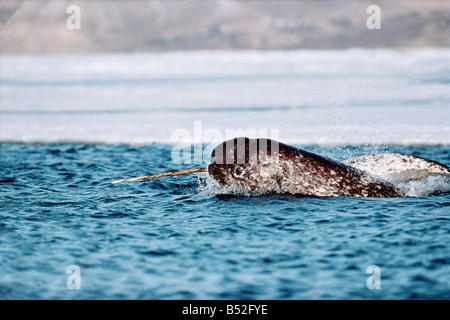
[{"x1": 1, "y1": 0, "x2": 450, "y2": 54}]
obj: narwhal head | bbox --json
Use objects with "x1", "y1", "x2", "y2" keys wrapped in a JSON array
[{"x1": 207, "y1": 137, "x2": 283, "y2": 191}]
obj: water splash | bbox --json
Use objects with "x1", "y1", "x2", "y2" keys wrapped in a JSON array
[
  {"x1": 196, "y1": 174, "x2": 280, "y2": 197},
  {"x1": 344, "y1": 153, "x2": 450, "y2": 197},
  {"x1": 395, "y1": 174, "x2": 450, "y2": 197}
]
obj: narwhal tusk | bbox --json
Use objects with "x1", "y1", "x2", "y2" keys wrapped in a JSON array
[{"x1": 111, "y1": 167, "x2": 208, "y2": 184}]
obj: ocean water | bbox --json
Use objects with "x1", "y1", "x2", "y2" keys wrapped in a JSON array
[{"x1": 0, "y1": 49, "x2": 449, "y2": 299}]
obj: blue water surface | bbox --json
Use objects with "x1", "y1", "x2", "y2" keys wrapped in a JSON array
[{"x1": 0, "y1": 143, "x2": 449, "y2": 299}]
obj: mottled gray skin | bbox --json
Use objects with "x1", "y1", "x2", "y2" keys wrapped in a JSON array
[{"x1": 207, "y1": 137, "x2": 401, "y2": 197}]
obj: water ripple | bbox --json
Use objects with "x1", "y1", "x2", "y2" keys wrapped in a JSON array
[{"x1": 0, "y1": 143, "x2": 449, "y2": 299}]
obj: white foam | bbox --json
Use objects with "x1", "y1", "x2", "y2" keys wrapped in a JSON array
[
  {"x1": 396, "y1": 174, "x2": 450, "y2": 197},
  {"x1": 196, "y1": 174, "x2": 279, "y2": 197}
]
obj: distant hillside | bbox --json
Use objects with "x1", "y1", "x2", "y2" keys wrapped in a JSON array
[{"x1": 1, "y1": 0, "x2": 450, "y2": 53}]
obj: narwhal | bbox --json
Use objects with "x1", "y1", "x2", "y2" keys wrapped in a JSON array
[{"x1": 112, "y1": 137, "x2": 449, "y2": 197}]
